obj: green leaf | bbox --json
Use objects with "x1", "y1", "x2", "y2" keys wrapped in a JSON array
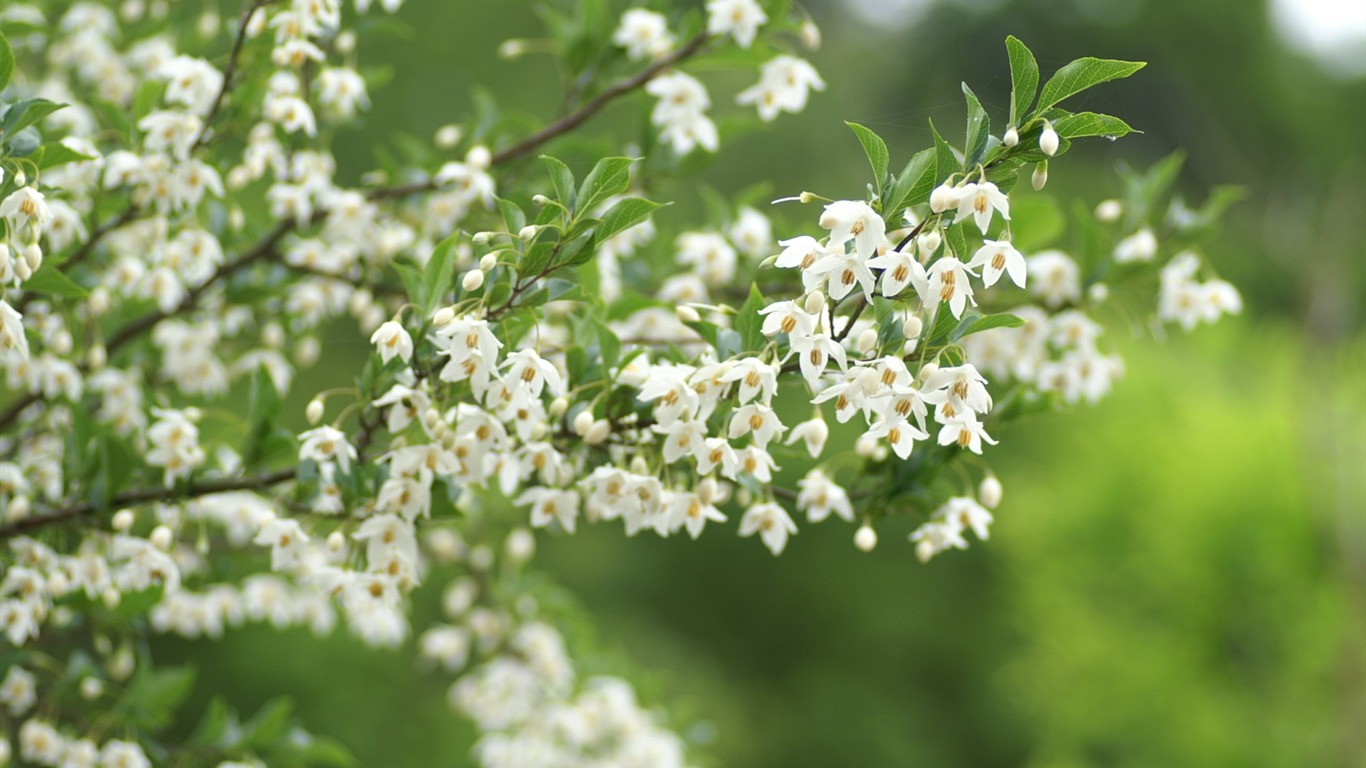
[
  {"x1": 884, "y1": 147, "x2": 936, "y2": 215},
  {"x1": 132, "y1": 80, "x2": 163, "y2": 120},
  {"x1": 423, "y1": 233, "x2": 459, "y2": 312},
  {"x1": 845, "y1": 121, "x2": 890, "y2": 197},
  {"x1": 1, "y1": 99, "x2": 66, "y2": 142},
  {"x1": 929, "y1": 118, "x2": 958, "y2": 185},
  {"x1": 1006, "y1": 36, "x2": 1039, "y2": 126},
  {"x1": 595, "y1": 197, "x2": 664, "y2": 243},
  {"x1": 33, "y1": 142, "x2": 95, "y2": 170},
  {"x1": 736, "y1": 283, "x2": 766, "y2": 353},
  {"x1": 961, "y1": 83, "x2": 991, "y2": 168},
  {"x1": 0, "y1": 31, "x2": 13, "y2": 93},
  {"x1": 240, "y1": 697, "x2": 295, "y2": 750},
  {"x1": 116, "y1": 664, "x2": 197, "y2": 730},
  {"x1": 546, "y1": 277, "x2": 588, "y2": 302},
  {"x1": 596, "y1": 319, "x2": 620, "y2": 369},
  {"x1": 393, "y1": 261, "x2": 424, "y2": 307},
  {"x1": 188, "y1": 697, "x2": 233, "y2": 747},
  {"x1": 551, "y1": 230, "x2": 597, "y2": 269},
  {"x1": 1036, "y1": 57, "x2": 1146, "y2": 113},
  {"x1": 540, "y1": 155, "x2": 576, "y2": 211},
  {"x1": 23, "y1": 263, "x2": 88, "y2": 299},
  {"x1": 1053, "y1": 112, "x2": 1138, "y2": 140},
  {"x1": 520, "y1": 228, "x2": 561, "y2": 277},
  {"x1": 495, "y1": 196, "x2": 526, "y2": 234},
  {"x1": 576, "y1": 156, "x2": 637, "y2": 216},
  {"x1": 945, "y1": 222, "x2": 970, "y2": 261},
  {"x1": 926, "y1": 304, "x2": 961, "y2": 347},
  {"x1": 954, "y1": 312, "x2": 1025, "y2": 340}
]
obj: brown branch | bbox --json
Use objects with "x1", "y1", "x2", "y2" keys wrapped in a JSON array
[
  {"x1": 0, "y1": 468, "x2": 296, "y2": 540},
  {"x1": 192, "y1": 0, "x2": 275, "y2": 151}
]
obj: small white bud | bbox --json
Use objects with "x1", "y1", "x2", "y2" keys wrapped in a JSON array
[
  {"x1": 1087, "y1": 283, "x2": 1110, "y2": 302},
  {"x1": 518, "y1": 225, "x2": 538, "y2": 242},
  {"x1": 88, "y1": 344, "x2": 107, "y2": 371},
  {"x1": 804, "y1": 291, "x2": 826, "y2": 316},
  {"x1": 801, "y1": 19, "x2": 822, "y2": 50},
  {"x1": 918, "y1": 362, "x2": 939, "y2": 382},
  {"x1": 918, "y1": 230, "x2": 942, "y2": 256},
  {"x1": 902, "y1": 315, "x2": 923, "y2": 340},
  {"x1": 856, "y1": 327, "x2": 879, "y2": 355},
  {"x1": 112, "y1": 509, "x2": 135, "y2": 533},
  {"x1": 51, "y1": 330, "x2": 72, "y2": 356},
  {"x1": 676, "y1": 305, "x2": 701, "y2": 323},
  {"x1": 505, "y1": 528, "x2": 535, "y2": 562},
  {"x1": 80, "y1": 677, "x2": 104, "y2": 700},
  {"x1": 479, "y1": 253, "x2": 497, "y2": 272},
  {"x1": 228, "y1": 207, "x2": 246, "y2": 231},
  {"x1": 109, "y1": 645, "x2": 135, "y2": 680},
  {"x1": 197, "y1": 9, "x2": 220, "y2": 37},
  {"x1": 979, "y1": 475, "x2": 1003, "y2": 509},
  {"x1": 466, "y1": 145, "x2": 492, "y2": 169},
  {"x1": 149, "y1": 525, "x2": 173, "y2": 550},
  {"x1": 88, "y1": 286, "x2": 111, "y2": 316},
  {"x1": 326, "y1": 531, "x2": 346, "y2": 554},
  {"x1": 1095, "y1": 199, "x2": 1123, "y2": 222},
  {"x1": 262, "y1": 322, "x2": 285, "y2": 348},
  {"x1": 902, "y1": 339, "x2": 919, "y2": 355},
  {"x1": 426, "y1": 529, "x2": 463, "y2": 563},
  {"x1": 736, "y1": 488, "x2": 753, "y2": 507},
  {"x1": 697, "y1": 477, "x2": 719, "y2": 505},
  {"x1": 855, "y1": 436, "x2": 879, "y2": 457},
  {"x1": 532, "y1": 194, "x2": 550, "y2": 206},
  {"x1": 226, "y1": 167, "x2": 251, "y2": 190},
  {"x1": 1003, "y1": 127, "x2": 1020, "y2": 147},
  {"x1": 1039, "y1": 123, "x2": 1060, "y2": 157},
  {"x1": 799, "y1": 191, "x2": 817, "y2": 203},
  {"x1": 296, "y1": 337, "x2": 321, "y2": 366},
  {"x1": 306, "y1": 398, "x2": 325, "y2": 425},
  {"x1": 572, "y1": 411, "x2": 594, "y2": 436},
  {"x1": 915, "y1": 538, "x2": 935, "y2": 563},
  {"x1": 1031, "y1": 161, "x2": 1048, "y2": 191},
  {"x1": 434, "y1": 124, "x2": 463, "y2": 150},
  {"x1": 102, "y1": 588, "x2": 121, "y2": 610},
  {"x1": 629, "y1": 456, "x2": 648, "y2": 475},
  {"x1": 584, "y1": 419, "x2": 611, "y2": 445},
  {"x1": 13, "y1": 171, "x2": 25, "y2": 187},
  {"x1": 548, "y1": 397, "x2": 568, "y2": 419},
  {"x1": 498, "y1": 39, "x2": 527, "y2": 59},
  {"x1": 47, "y1": 571, "x2": 70, "y2": 597},
  {"x1": 461, "y1": 269, "x2": 485, "y2": 292},
  {"x1": 472, "y1": 231, "x2": 492, "y2": 245},
  {"x1": 854, "y1": 525, "x2": 878, "y2": 552},
  {"x1": 335, "y1": 30, "x2": 357, "y2": 55}
]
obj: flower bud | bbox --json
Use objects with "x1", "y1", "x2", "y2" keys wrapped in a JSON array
[
  {"x1": 532, "y1": 194, "x2": 550, "y2": 206},
  {"x1": 804, "y1": 291, "x2": 826, "y2": 316},
  {"x1": 498, "y1": 39, "x2": 527, "y2": 59},
  {"x1": 548, "y1": 397, "x2": 568, "y2": 419},
  {"x1": 584, "y1": 419, "x2": 611, "y2": 445},
  {"x1": 432, "y1": 306, "x2": 456, "y2": 327},
  {"x1": 7, "y1": 496, "x2": 27, "y2": 522},
  {"x1": 1040, "y1": 123, "x2": 1060, "y2": 156},
  {"x1": 697, "y1": 477, "x2": 719, "y2": 505},
  {"x1": 89, "y1": 286, "x2": 111, "y2": 316},
  {"x1": 1095, "y1": 199, "x2": 1122, "y2": 222},
  {"x1": 918, "y1": 361, "x2": 939, "y2": 382},
  {"x1": 676, "y1": 305, "x2": 701, "y2": 323},
  {"x1": 505, "y1": 528, "x2": 535, "y2": 562},
  {"x1": 1031, "y1": 161, "x2": 1048, "y2": 191},
  {"x1": 856, "y1": 327, "x2": 879, "y2": 355},
  {"x1": 112, "y1": 509, "x2": 135, "y2": 533},
  {"x1": 801, "y1": 19, "x2": 822, "y2": 50},
  {"x1": 1087, "y1": 283, "x2": 1110, "y2": 302},
  {"x1": 915, "y1": 538, "x2": 935, "y2": 563},
  {"x1": 1003, "y1": 127, "x2": 1019, "y2": 147},
  {"x1": 227, "y1": 166, "x2": 250, "y2": 190},
  {"x1": 461, "y1": 269, "x2": 485, "y2": 292},
  {"x1": 102, "y1": 588, "x2": 121, "y2": 610},
  {"x1": 13, "y1": 171, "x2": 25, "y2": 187},
  {"x1": 478, "y1": 253, "x2": 497, "y2": 272},
  {"x1": 472, "y1": 231, "x2": 491, "y2": 245},
  {"x1": 306, "y1": 398, "x2": 325, "y2": 425},
  {"x1": 855, "y1": 436, "x2": 879, "y2": 457},
  {"x1": 150, "y1": 525, "x2": 174, "y2": 551},
  {"x1": 434, "y1": 124, "x2": 463, "y2": 150},
  {"x1": 326, "y1": 531, "x2": 346, "y2": 554},
  {"x1": 854, "y1": 524, "x2": 878, "y2": 552},
  {"x1": 296, "y1": 337, "x2": 321, "y2": 366},
  {"x1": 466, "y1": 145, "x2": 492, "y2": 169},
  {"x1": 799, "y1": 191, "x2": 817, "y2": 203},
  {"x1": 918, "y1": 230, "x2": 942, "y2": 256},
  {"x1": 262, "y1": 322, "x2": 285, "y2": 348},
  {"x1": 80, "y1": 677, "x2": 104, "y2": 701},
  {"x1": 572, "y1": 410, "x2": 594, "y2": 436},
  {"x1": 902, "y1": 315, "x2": 923, "y2": 340},
  {"x1": 518, "y1": 225, "x2": 538, "y2": 242},
  {"x1": 979, "y1": 475, "x2": 1003, "y2": 509}
]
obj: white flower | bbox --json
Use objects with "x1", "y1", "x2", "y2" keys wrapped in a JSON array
[
  {"x1": 866, "y1": 248, "x2": 928, "y2": 298},
  {"x1": 728, "y1": 206, "x2": 773, "y2": 257},
  {"x1": 0, "y1": 187, "x2": 51, "y2": 236},
  {"x1": 503, "y1": 349, "x2": 564, "y2": 398},
  {"x1": 789, "y1": 330, "x2": 848, "y2": 384},
  {"x1": 936, "y1": 411, "x2": 998, "y2": 454},
  {"x1": 706, "y1": 0, "x2": 767, "y2": 48},
  {"x1": 819, "y1": 200, "x2": 885, "y2": 259},
  {"x1": 953, "y1": 181, "x2": 1010, "y2": 234},
  {"x1": 0, "y1": 666, "x2": 35, "y2": 715},
  {"x1": 808, "y1": 248, "x2": 877, "y2": 302},
  {"x1": 727, "y1": 403, "x2": 786, "y2": 447},
  {"x1": 298, "y1": 426, "x2": 357, "y2": 473},
  {"x1": 921, "y1": 364, "x2": 993, "y2": 416},
  {"x1": 921, "y1": 257, "x2": 977, "y2": 319},
  {"x1": 720, "y1": 357, "x2": 778, "y2": 404},
  {"x1": 1027, "y1": 250, "x2": 1081, "y2": 308},
  {"x1": 159, "y1": 55, "x2": 224, "y2": 115},
  {"x1": 739, "y1": 502, "x2": 796, "y2": 555},
  {"x1": 737, "y1": 55, "x2": 825, "y2": 121},
  {"x1": 613, "y1": 9, "x2": 673, "y2": 60},
  {"x1": 864, "y1": 417, "x2": 929, "y2": 459},
  {"x1": 759, "y1": 300, "x2": 816, "y2": 339},
  {"x1": 774, "y1": 235, "x2": 827, "y2": 272},
  {"x1": 100, "y1": 739, "x2": 151, "y2": 768},
  {"x1": 669, "y1": 492, "x2": 727, "y2": 539},
  {"x1": 939, "y1": 496, "x2": 994, "y2": 540},
  {"x1": 1114, "y1": 227, "x2": 1158, "y2": 263},
  {"x1": 910, "y1": 520, "x2": 969, "y2": 562},
  {"x1": 517, "y1": 487, "x2": 581, "y2": 533},
  {"x1": 370, "y1": 320, "x2": 413, "y2": 364},
  {"x1": 254, "y1": 517, "x2": 310, "y2": 571},
  {"x1": 0, "y1": 301, "x2": 28, "y2": 359},
  {"x1": 969, "y1": 239, "x2": 1027, "y2": 288},
  {"x1": 785, "y1": 417, "x2": 829, "y2": 457},
  {"x1": 797, "y1": 470, "x2": 853, "y2": 523}
]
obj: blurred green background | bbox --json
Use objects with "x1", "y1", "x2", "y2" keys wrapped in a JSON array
[{"x1": 158, "y1": 0, "x2": 1366, "y2": 765}]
